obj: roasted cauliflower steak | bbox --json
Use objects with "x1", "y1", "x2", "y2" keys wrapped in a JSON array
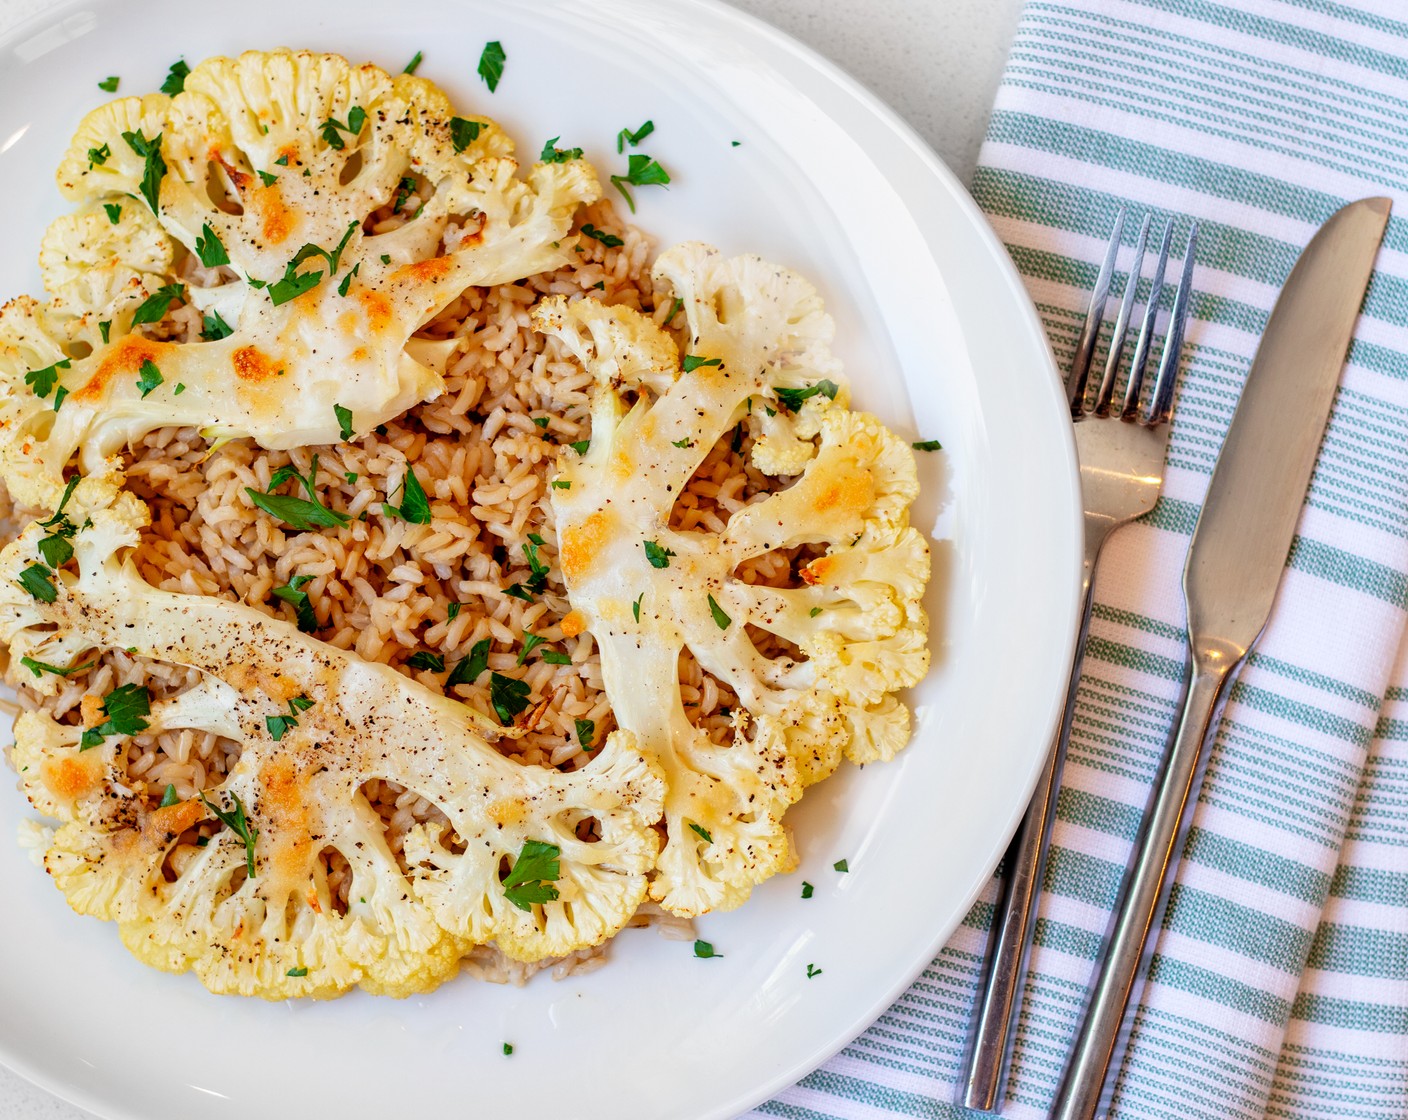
[
  {"x1": 534, "y1": 242, "x2": 931, "y2": 917},
  {"x1": 0, "y1": 475, "x2": 665, "y2": 998},
  {"x1": 0, "y1": 49, "x2": 598, "y2": 510}
]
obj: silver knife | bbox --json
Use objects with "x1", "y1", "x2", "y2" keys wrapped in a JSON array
[{"x1": 1049, "y1": 195, "x2": 1391, "y2": 1120}]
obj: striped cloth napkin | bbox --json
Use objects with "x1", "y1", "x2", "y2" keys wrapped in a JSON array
[{"x1": 756, "y1": 2, "x2": 1408, "y2": 1118}]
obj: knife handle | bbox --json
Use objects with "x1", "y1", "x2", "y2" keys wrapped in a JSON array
[{"x1": 1049, "y1": 649, "x2": 1236, "y2": 1120}]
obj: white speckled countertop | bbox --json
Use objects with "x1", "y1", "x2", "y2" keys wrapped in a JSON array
[{"x1": 0, "y1": 0, "x2": 1021, "y2": 1115}]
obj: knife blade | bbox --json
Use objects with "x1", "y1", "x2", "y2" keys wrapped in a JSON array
[{"x1": 1048, "y1": 195, "x2": 1391, "y2": 1120}]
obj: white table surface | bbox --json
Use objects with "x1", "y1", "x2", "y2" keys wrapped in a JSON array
[{"x1": 0, "y1": 0, "x2": 1023, "y2": 1116}]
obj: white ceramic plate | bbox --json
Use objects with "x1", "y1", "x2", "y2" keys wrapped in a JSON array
[{"x1": 0, "y1": 2, "x2": 1082, "y2": 1117}]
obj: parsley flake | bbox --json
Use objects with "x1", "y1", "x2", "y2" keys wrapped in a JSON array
[
  {"x1": 489, "y1": 671, "x2": 532, "y2": 724},
  {"x1": 643, "y1": 540, "x2": 675, "y2": 569},
  {"x1": 539, "y1": 136, "x2": 583, "y2": 164},
  {"x1": 24, "y1": 359, "x2": 70, "y2": 399},
  {"x1": 446, "y1": 638, "x2": 492, "y2": 688},
  {"x1": 693, "y1": 939, "x2": 722, "y2": 959},
  {"x1": 120, "y1": 130, "x2": 166, "y2": 214},
  {"x1": 551, "y1": 479, "x2": 571, "y2": 490},
  {"x1": 272, "y1": 574, "x2": 319, "y2": 633},
  {"x1": 810, "y1": 606, "x2": 823, "y2": 618},
  {"x1": 383, "y1": 467, "x2": 432, "y2": 524},
  {"x1": 666, "y1": 296, "x2": 684, "y2": 322},
  {"x1": 201, "y1": 310, "x2": 234, "y2": 340},
  {"x1": 540, "y1": 649, "x2": 571, "y2": 665},
  {"x1": 402, "y1": 50, "x2": 424, "y2": 74},
  {"x1": 103, "y1": 202, "x2": 122, "y2": 224},
  {"x1": 406, "y1": 651, "x2": 446, "y2": 673},
  {"x1": 575, "y1": 718, "x2": 596, "y2": 750},
  {"x1": 833, "y1": 859, "x2": 849, "y2": 873},
  {"x1": 245, "y1": 455, "x2": 350, "y2": 531},
  {"x1": 478, "y1": 40, "x2": 506, "y2": 91},
  {"x1": 806, "y1": 963, "x2": 823, "y2": 979},
  {"x1": 580, "y1": 223, "x2": 624, "y2": 248},
  {"x1": 266, "y1": 713, "x2": 298, "y2": 741},
  {"x1": 20, "y1": 655, "x2": 94, "y2": 679},
  {"x1": 334, "y1": 403, "x2": 354, "y2": 441},
  {"x1": 130, "y1": 282, "x2": 185, "y2": 326},
  {"x1": 503, "y1": 1042, "x2": 513, "y2": 1056},
  {"x1": 79, "y1": 684, "x2": 150, "y2": 750},
  {"x1": 136, "y1": 359, "x2": 163, "y2": 398},
  {"x1": 160, "y1": 784, "x2": 180, "y2": 808},
  {"x1": 671, "y1": 438, "x2": 694, "y2": 449},
  {"x1": 98, "y1": 320, "x2": 112, "y2": 344},
  {"x1": 632, "y1": 593, "x2": 643, "y2": 622},
  {"x1": 616, "y1": 119, "x2": 654, "y2": 153},
  {"x1": 98, "y1": 75, "x2": 119, "y2": 92},
  {"x1": 200, "y1": 791, "x2": 258, "y2": 878},
  {"x1": 707, "y1": 594, "x2": 730, "y2": 629},
  {"x1": 338, "y1": 262, "x2": 360, "y2": 296},
  {"x1": 569, "y1": 439, "x2": 590, "y2": 455},
  {"x1": 159, "y1": 59, "x2": 189, "y2": 96},
  {"x1": 517, "y1": 632, "x2": 548, "y2": 666},
  {"x1": 682, "y1": 354, "x2": 722, "y2": 373},
  {"x1": 449, "y1": 117, "x2": 484, "y2": 152},
  {"x1": 256, "y1": 169, "x2": 278, "y2": 187},
  {"x1": 87, "y1": 143, "x2": 111, "y2": 167},
  {"x1": 689, "y1": 823, "x2": 713, "y2": 843},
  {"x1": 18, "y1": 564, "x2": 56, "y2": 604},
  {"x1": 287, "y1": 966, "x2": 308, "y2": 978},
  {"x1": 801, "y1": 881, "x2": 814, "y2": 899},
  {"x1": 913, "y1": 439, "x2": 943, "y2": 451},
  {"x1": 447, "y1": 602, "x2": 462, "y2": 621},
  {"x1": 174, "y1": 382, "x2": 185, "y2": 395},
  {"x1": 776, "y1": 379, "x2": 840, "y2": 412},
  {"x1": 610, "y1": 153, "x2": 671, "y2": 212}
]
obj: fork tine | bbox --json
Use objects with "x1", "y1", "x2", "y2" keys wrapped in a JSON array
[
  {"x1": 1121, "y1": 220, "x2": 1174, "y2": 421},
  {"x1": 1094, "y1": 213, "x2": 1152, "y2": 416},
  {"x1": 1146, "y1": 221, "x2": 1199, "y2": 424},
  {"x1": 1067, "y1": 207, "x2": 1126, "y2": 417}
]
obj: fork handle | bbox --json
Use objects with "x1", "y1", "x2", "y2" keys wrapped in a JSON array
[
  {"x1": 1049, "y1": 656, "x2": 1233, "y2": 1120},
  {"x1": 959, "y1": 545, "x2": 1099, "y2": 1112}
]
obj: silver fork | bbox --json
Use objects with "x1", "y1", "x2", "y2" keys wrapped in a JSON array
[{"x1": 960, "y1": 208, "x2": 1198, "y2": 1113}]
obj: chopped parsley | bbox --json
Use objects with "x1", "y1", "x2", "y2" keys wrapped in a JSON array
[
  {"x1": 446, "y1": 638, "x2": 492, "y2": 688},
  {"x1": 447, "y1": 602, "x2": 462, "y2": 621},
  {"x1": 345, "y1": 471, "x2": 358, "y2": 484},
  {"x1": 776, "y1": 379, "x2": 840, "y2": 412},
  {"x1": 502, "y1": 839, "x2": 560, "y2": 911},
  {"x1": 195, "y1": 224, "x2": 229, "y2": 268},
  {"x1": 103, "y1": 202, "x2": 122, "y2": 225},
  {"x1": 334, "y1": 403, "x2": 354, "y2": 441},
  {"x1": 18, "y1": 564, "x2": 56, "y2": 603},
  {"x1": 643, "y1": 540, "x2": 675, "y2": 569},
  {"x1": 632, "y1": 593, "x2": 643, "y2": 622},
  {"x1": 87, "y1": 143, "x2": 111, "y2": 167},
  {"x1": 504, "y1": 584, "x2": 535, "y2": 602},
  {"x1": 809, "y1": 606, "x2": 823, "y2": 618},
  {"x1": 337, "y1": 263, "x2": 360, "y2": 297},
  {"x1": 265, "y1": 224, "x2": 358, "y2": 306},
  {"x1": 489, "y1": 671, "x2": 532, "y2": 724},
  {"x1": 693, "y1": 939, "x2": 721, "y2": 959},
  {"x1": 681, "y1": 354, "x2": 722, "y2": 373},
  {"x1": 136, "y1": 359, "x2": 163, "y2": 398},
  {"x1": 806, "y1": 963, "x2": 823, "y2": 979},
  {"x1": 275, "y1": 154, "x2": 289, "y2": 166},
  {"x1": 130, "y1": 282, "x2": 185, "y2": 326},
  {"x1": 539, "y1": 136, "x2": 583, "y2": 163},
  {"x1": 80, "y1": 684, "x2": 150, "y2": 750},
  {"x1": 255, "y1": 169, "x2": 278, "y2": 185},
  {"x1": 286, "y1": 966, "x2": 308, "y2": 978},
  {"x1": 616, "y1": 119, "x2": 654, "y2": 153},
  {"x1": 569, "y1": 439, "x2": 590, "y2": 455},
  {"x1": 580, "y1": 223, "x2": 623, "y2": 248},
  {"x1": 24, "y1": 358, "x2": 70, "y2": 399},
  {"x1": 671, "y1": 438, "x2": 694, "y2": 449},
  {"x1": 98, "y1": 75, "x2": 119, "y2": 92},
  {"x1": 406, "y1": 651, "x2": 446, "y2": 672},
  {"x1": 245, "y1": 455, "x2": 350, "y2": 531},
  {"x1": 503, "y1": 1043, "x2": 513, "y2": 1056},
  {"x1": 266, "y1": 713, "x2": 298, "y2": 740},
  {"x1": 707, "y1": 594, "x2": 730, "y2": 629},
  {"x1": 732, "y1": 140, "x2": 741, "y2": 147},
  {"x1": 120, "y1": 130, "x2": 166, "y2": 214},
  {"x1": 666, "y1": 296, "x2": 684, "y2": 323},
  {"x1": 200, "y1": 791, "x2": 258, "y2": 878},
  {"x1": 318, "y1": 106, "x2": 366, "y2": 150},
  {"x1": 272, "y1": 574, "x2": 319, "y2": 633},
  {"x1": 380, "y1": 253, "x2": 392, "y2": 265},
  {"x1": 517, "y1": 632, "x2": 548, "y2": 666},
  {"x1": 833, "y1": 858, "x2": 849, "y2": 873},
  {"x1": 610, "y1": 153, "x2": 671, "y2": 212},
  {"x1": 801, "y1": 881, "x2": 814, "y2": 899},
  {"x1": 912, "y1": 439, "x2": 943, "y2": 451},
  {"x1": 478, "y1": 40, "x2": 506, "y2": 91},
  {"x1": 449, "y1": 117, "x2": 484, "y2": 152},
  {"x1": 37, "y1": 527, "x2": 73, "y2": 569},
  {"x1": 159, "y1": 59, "x2": 189, "y2": 95},
  {"x1": 402, "y1": 50, "x2": 424, "y2": 74},
  {"x1": 393, "y1": 175, "x2": 416, "y2": 213},
  {"x1": 551, "y1": 480, "x2": 571, "y2": 490},
  {"x1": 540, "y1": 649, "x2": 571, "y2": 665},
  {"x1": 160, "y1": 784, "x2": 180, "y2": 808},
  {"x1": 532, "y1": 416, "x2": 549, "y2": 428},
  {"x1": 689, "y1": 823, "x2": 713, "y2": 843},
  {"x1": 53, "y1": 386, "x2": 69, "y2": 412},
  {"x1": 201, "y1": 310, "x2": 233, "y2": 340},
  {"x1": 174, "y1": 383, "x2": 186, "y2": 395},
  {"x1": 575, "y1": 718, "x2": 595, "y2": 750},
  {"x1": 382, "y1": 467, "x2": 432, "y2": 524},
  {"x1": 98, "y1": 320, "x2": 112, "y2": 344},
  {"x1": 20, "y1": 655, "x2": 94, "y2": 679}
]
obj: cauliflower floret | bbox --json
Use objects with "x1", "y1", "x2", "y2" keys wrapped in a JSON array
[
  {"x1": 3, "y1": 49, "x2": 597, "y2": 511},
  {"x1": 0, "y1": 476, "x2": 665, "y2": 999},
  {"x1": 533, "y1": 243, "x2": 930, "y2": 918}
]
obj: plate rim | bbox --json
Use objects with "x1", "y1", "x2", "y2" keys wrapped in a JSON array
[{"x1": 0, "y1": 0, "x2": 1083, "y2": 1116}]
